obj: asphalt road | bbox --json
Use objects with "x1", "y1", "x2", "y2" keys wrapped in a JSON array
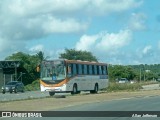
[
  {"x1": 0, "y1": 91, "x2": 72, "y2": 102},
  {"x1": 1, "y1": 95, "x2": 160, "y2": 120},
  {"x1": 0, "y1": 90, "x2": 101, "y2": 102},
  {"x1": 0, "y1": 91, "x2": 49, "y2": 101}
]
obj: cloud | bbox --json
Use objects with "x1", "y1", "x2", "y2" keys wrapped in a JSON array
[
  {"x1": 0, "y1": 0, "x2": 142, "y2": 40},
  {"x1": 0, "y1": 37, "x2": 26, "y2": 59},
  {"x1": 128, "y1": 12, "x2": 147, "y2": 31},
  {"x1": 76, "y1": 29, "x2": 132, "y2": 53},
  {"x1": 29, "y1": 44, "x2": 44, "y2": 52},
  {"x1": 142, "y1": 45, "x2": 152, "y2": 54},
  {"x1": 132, "y1": 45, "x2": 160, "y2": 65},
  {"x1": 0, "y1": 0, "x2": 141, "y2": 41},
  {"x1": 0, "y1": 0, "x2": 142, "y2": 60},
  {"x1": 75, "y1": 34, "x2": 99, "y2": 51},
  {"x1": 75, "y1": 29, "x2": 133, "y2": 64},
  {"x1": 2, "y1": 0, "x2": 142, "y2": 16},
  {"x1": 96, "y1": 30, "x2": 132, "y2": 52},
  {"x1": 86, "y1": 0, "x2": 142, "y2": 15},
  {"x1": 42, "y1": 17, "x2": 88, "y2": 34}
]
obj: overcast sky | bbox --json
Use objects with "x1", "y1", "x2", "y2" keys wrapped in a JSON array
[{"x1": 0, "y1": 0, "x2": 160, "y2": 65}]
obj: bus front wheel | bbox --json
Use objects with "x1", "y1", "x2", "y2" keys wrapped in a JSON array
[{"x1": 49, "y1": 91, "x2": 55, "y2": 96}]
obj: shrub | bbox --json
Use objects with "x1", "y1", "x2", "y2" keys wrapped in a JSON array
[
  {"x1": 25, "y1": 79, "x2": 40, "y2": 91},
  {"x1": 106, "y1": 82, "x2": 142, "y2": 92}
]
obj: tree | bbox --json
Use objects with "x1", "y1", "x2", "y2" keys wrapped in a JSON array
[
  {"x1": 5, "y1": 52, "x2": 41, "y2": 85},
  {"x1": 36, "y1": 51, "x2": 49, "y2": 62},
  {"x1": 59, "y1": 49, "x2": 98, "y2": 62},
  {"x1": 108, "y1": 65, "x2": 136, "y2": 82},
  {"x1": 36, "y1": 51, "x2": 44, "y2": 62}
]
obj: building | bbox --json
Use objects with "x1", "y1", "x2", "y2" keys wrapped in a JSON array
[{"x1": 0, "y1": 61, "x2": 20, "y2": 90}]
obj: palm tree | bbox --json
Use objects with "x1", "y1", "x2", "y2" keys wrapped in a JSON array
[{"x1": 37, "y1": 51, "x2": 44, "y2": 62}]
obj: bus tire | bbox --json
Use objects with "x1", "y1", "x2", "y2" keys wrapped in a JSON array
[
  {"x1": 2, "y1": 91, "x2": 5, "y2": 94},
  {"x1": 71, "y1": 84, "x2": 77, "y2": 95},
  {"x1": 49, "y1": 91, "x2": 55, "y2": 96},
  {"x1": 90, "y1": 83, "x2": 98, "y2": 94},
  {"x1": 77, "y1": 91, "x2": 81, "y2": 94}
]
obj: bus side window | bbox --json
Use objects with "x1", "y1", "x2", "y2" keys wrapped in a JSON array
[
  {"x1": 97, "y1": 65, "x2": 99, "y2": 75},
  {"x1": 99, "y1": 66, "x2": 102, "y2": 75},
  {"x1": 92, "y1": 65, "x2": 95, "y2": 75},
  {"x1": 73, "y1": 64, "x2": 77, "y2": 75},
  {"x1": 67, "y1": 64, "x2": 72, "y2": 77},
  {"x1": 82, "y1": 64, "x2": 84, "y2": 74},
  {"x1": 78, "y1": 64, "x2": 82, "y2": 75},
  {"x1": 94, "y1": 65, "x2": 97, "y2": 75},
  {"x1": 103, "y1": 66, "x2": 107, "y2": 75},
  {"x1": 76, "y1": 64, "x2": 79, "y2": 75},
  {"x1": 89, "y1": 65, "x2": 92, "y2": 75},
  {"x1": 71, "y1": 64, "x2": 74, "y2": 75},
  {"x1": 84, "y1": 65, "x2": 87, "y2": 75},
  {"x1": 67, "y1": 64, "x2": 71, "y2": 74},
  {"x1": 87, "y1": 65, "x2": 89, "y2": 74}
]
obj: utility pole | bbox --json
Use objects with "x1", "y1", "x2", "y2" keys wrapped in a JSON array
[
  {"x1": 15, "y1": 63, "x2": 17, "y2": 81},
  {"x1": 140, "y1": 68, "x2": 141, "y2": 82}
]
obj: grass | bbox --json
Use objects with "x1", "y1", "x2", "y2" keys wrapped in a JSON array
[
  {"x1": 106, "y1": 82, "x2": 142, "y2": 92},
  {"x1": 105, "y1": 81, "x2": 159, "y2": 92}
]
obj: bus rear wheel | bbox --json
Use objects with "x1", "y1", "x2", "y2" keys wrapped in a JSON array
[
  {"x1": 71, "y1": 84, "x2": 77, "y2": 95},
  {"x1": 90, "y1": 83, "x2": 98, "y2": 94},
  {"x1": 49, "y1": 91, "x2": 55, "y2": 96}
]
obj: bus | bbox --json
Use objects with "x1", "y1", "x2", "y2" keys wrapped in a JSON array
[{"x1": 39, "y1": 59, "x2": 109, "y2": 96}]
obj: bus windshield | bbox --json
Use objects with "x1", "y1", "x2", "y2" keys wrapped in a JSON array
[{"x1": 41, "y1": 60, "x2": 66, "y2": 81}]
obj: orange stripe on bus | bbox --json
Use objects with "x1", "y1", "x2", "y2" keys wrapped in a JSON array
[
  {"x1": 40, "y1": 78, "x2": 71, "y2": 87},
  {"x1": 53, "y1": 78, "x2": 70, "y2": 87},
  {"x1": 40, "y1": 80, "x2": 53, "y2": 87}
]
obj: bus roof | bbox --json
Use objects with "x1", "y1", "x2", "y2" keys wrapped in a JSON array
[
  {"x1": 42, "y1": 59, "x2": 107, "y2": 66},
  {"x1": 65, "y1": 59, "x2": 107, "y2": 66}
]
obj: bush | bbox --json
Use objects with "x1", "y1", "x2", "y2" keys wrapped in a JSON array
[
  {"x1": 25, "y1": 79, "x2": 40, "y2": 91},
  {"x1": 106, "y1": 82, "x2": 142, "y2": 92}
]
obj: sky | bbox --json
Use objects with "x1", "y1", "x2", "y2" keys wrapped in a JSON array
[{"x1": 0, "y1": 0, "x2": 160, "y2": 65}]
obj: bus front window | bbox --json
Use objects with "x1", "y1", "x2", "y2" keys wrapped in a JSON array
[{"x1": 41, "y1": 61, "x2": 66, "y2": 81}]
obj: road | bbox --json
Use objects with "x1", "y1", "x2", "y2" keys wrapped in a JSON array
[
  {"x1": 1, "y1": 95, "x2": 160, "y2": 120},
  {"x1": 0, "y1": 91, "x2": 72, "y2": 102},
  {"x1": 142, "y1": 84, "x2": 160, "y2": 90},
  {"x1": 0, "y1": 91, "x2": 49, "y2": 101}
]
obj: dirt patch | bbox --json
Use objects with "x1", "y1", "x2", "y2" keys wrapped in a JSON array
[{"x1": 1, "y1": 90, "x2": 160, "y2": 111}]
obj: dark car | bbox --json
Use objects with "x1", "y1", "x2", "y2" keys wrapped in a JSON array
[{"x1": 1, "y1": 81, "x2": 24, "y2": 94}]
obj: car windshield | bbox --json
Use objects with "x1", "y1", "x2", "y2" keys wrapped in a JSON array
[
  {"x1": 6, "y1": 82, "x2": 17, "y2": 85},
  {"x1": 41, "y1": 60, "x2": 66, "y2": 81}
]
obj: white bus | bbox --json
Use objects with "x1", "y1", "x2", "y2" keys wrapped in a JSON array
[{"x1": 39, "y1": 59, "x2": 109, "y2": 96}]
